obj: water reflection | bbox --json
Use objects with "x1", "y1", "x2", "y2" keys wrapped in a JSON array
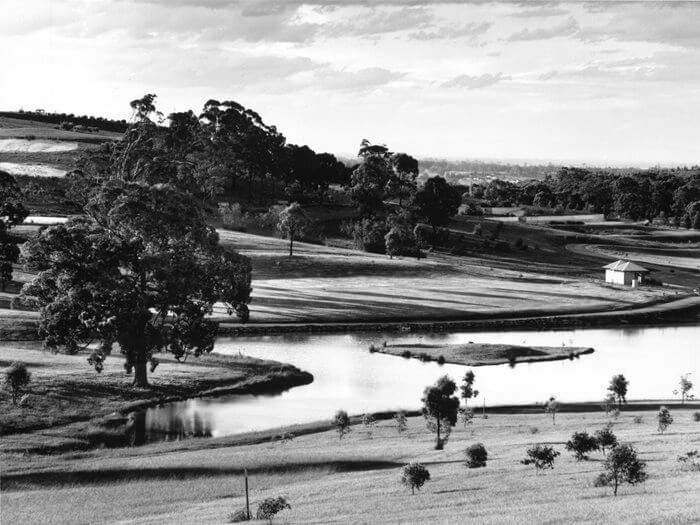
[{"x1": 141, "y1": 324, "x2": 699, "y2": 444}]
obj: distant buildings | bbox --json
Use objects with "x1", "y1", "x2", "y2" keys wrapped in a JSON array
[{"x1": 603, "y1": 260, "x2": 649, "y2": 287}]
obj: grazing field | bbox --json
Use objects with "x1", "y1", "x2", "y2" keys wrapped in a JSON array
[
  {"x1": 2, "y1": 406, "x2": 699, "y2": 524},
  {"x1": 376, "y1": 342, "x2": 594, "y2": 366}
]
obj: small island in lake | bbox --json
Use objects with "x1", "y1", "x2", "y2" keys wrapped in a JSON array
[{"x1": 373, "y1": 342, "x2": 594, "y2": 367}]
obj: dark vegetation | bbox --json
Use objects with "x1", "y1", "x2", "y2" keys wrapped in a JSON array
[{"x1": 2, "y1": 110, "x2": 128, "y2": 133}]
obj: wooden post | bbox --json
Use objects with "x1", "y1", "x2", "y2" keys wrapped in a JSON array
[
  {"x1": 244, "y1": 468, "x2": 250, "y2": 520},
  {"x1": 482, "y1": 398, "x2": 486, "y2": 419}
]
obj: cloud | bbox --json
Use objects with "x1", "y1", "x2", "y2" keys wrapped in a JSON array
[
  {"x1": 441, "y1": 72, "x2": 509, "y2": 89},
  {"x1": 408, "y1": 21, "x2": 491, "y2": 42},
  {"x1": 298, "y1": 66, "x2": 405, "y2": 92},
  {"x1": 507, "y1": 16, "x2": 579, "y2": 41},
  {"x1": 327, "y1": 6, "x2": 433, "y2": 37}
]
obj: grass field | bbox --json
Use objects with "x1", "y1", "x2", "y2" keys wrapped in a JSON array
[{"x1": 2, "y1": 406, "x2": 699, "y2": 524}]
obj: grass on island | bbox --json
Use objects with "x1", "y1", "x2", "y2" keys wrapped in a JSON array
[
  {"x1": 2, "y1": 406, "x2": 699, "y2": 524},
  {"x1": 375, "y1": 342, "x2": 594, "y2": 366}
]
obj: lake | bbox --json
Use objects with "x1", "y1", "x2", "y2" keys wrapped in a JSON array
[{"x1": 138, "y1": 324, "x2": 699, "y2": 443}]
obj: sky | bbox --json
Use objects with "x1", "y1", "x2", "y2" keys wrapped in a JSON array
[{"x1": 2, "y1": 0, "x2": 700, "y2": 166}]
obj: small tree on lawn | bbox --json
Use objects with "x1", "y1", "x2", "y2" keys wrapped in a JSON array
[
  {"x1": 362, "y1": 412, "x2": 376, "y2": 438},
  {"x1": 594, "y1": 425, "x2": 618, "y2": 455},
  {"x1": 4, "y1": 361, "x2": 31, "y2": 404},
  {"x1": 460, "y1": 371, "x2": 478, "y2": 411},
  {"x1": 256, "y1": 496, "x2": 290, "y2": 524},
  {"x1": 673, "y1": 374, "x2": 694, "y2": 404},
  {"x1": 401, "y1": 463, "x2": 430, "y2": 495},
  {"x1": 411, "y1": 176, "x2": 461, "y2": 246},
  {"x1": 333, "y1": 410, "x2": 351, "y2": 439},
  {"x1": 594, "y1": 444, "x2": 647, "y2": 496},
  {"x1": 565, "y1": 431, "x2": 600, "y2": 461},
  {"x1": 277, "y1": 202, "x2": 309, "y2": 257},
  {"x1": 421, "y1": 375, "x2": 460, "y2": 449},
  {"x1": 522, "y1": 444, "x2": 560, "y2": 472},
  {"x1": 607, "y1": 374, "x2": 629, "y2": 408},
  {"x1": 465, "y1": 443, "x2": 488, "y2": 468},
  {"x1": 657, "y1": 406, "x2": 673, "y2": 433},
  {"x1": 544, "y1": 396, "x2": 560, "y2": 425},
  {"x1": 394, "y1": 410, "x2": 408, "y2": 434}
]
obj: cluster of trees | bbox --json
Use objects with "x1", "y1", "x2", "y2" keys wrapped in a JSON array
[
  {"x1": 6, "y1": 110, "x2": 129, "y2": 133},
  {"x1": 0, "y1": 170, "x2": 28, "y2": 291},
  {"x1": 17, "y1": 95, "x2": 254, "y2": 387},
  {"x1": 474, "y1": 167, "x2": 700, "y2": 225},
  {"x1": 344, "y1": 140, "x2": 461, "y2": 255}
]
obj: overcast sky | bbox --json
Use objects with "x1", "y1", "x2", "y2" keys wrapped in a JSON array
[{"x1": 2, "y1": 1, "x2": 700, "y2": 166}]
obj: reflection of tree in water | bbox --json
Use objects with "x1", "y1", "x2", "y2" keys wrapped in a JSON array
[{"x1": 127, "y1": 404, "x2": 213, "y2": 445}]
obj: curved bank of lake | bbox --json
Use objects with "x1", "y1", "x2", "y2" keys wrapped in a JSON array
[{"x1": 139, "y1": 323, "x2": 700, "y2": 443}]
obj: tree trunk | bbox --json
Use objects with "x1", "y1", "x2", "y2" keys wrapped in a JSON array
[
  {"x1": 133, "y1": 348, "x2": 149, "y2": 387},
  {"x1": 436, "y1": 417, "x2": 441, "y2": 449},
  {"x1": 289, "y1": 235, "x2": 294, "y2": 257},
  {"x1": 613, "y1": 476, "x2": 619, "y2": 496}
]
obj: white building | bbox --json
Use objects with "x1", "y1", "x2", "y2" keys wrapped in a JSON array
[{"x1": 603, "y1": 260, "x2": 649, "y2": 287}]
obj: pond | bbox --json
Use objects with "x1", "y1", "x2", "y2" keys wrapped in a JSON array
[{"x1": 137, "y1": 324, "x2": 699, "y2": 443}]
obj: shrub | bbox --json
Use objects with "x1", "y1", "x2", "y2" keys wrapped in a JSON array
[
  {"x1": 529, "y1": 426, "x2": 539, "y2": 435},
  {"x1": 677, "y1": 450, "x2": 700, "y2": 472},
  {"x1": 437, "y1": 355, "x2": 446, "y2": 365},
  {"x1": 333, "y1": 410, "x2": 351, "y2": 439},
  {"x1": 632, "y1": 415, "x2": 643, "y2": 424},
  {"x1": 394, "y1": 411, "x2": 407, "y2": 434},
  {"x1": 657, "y1": 406, "x2": 673, "y2": 433},
  {"x1": 565, "y1": 431, "x2": 600, "y2": 461},
  {"x1": 465, "y1": 443, "x2": 488, "y2": 468},
  {"x1": 459, "y1": 407, "x2": 474, "y2": 427},
  {"x1": 594, "y1": 444, "x2": 647, "y2": 496},
  {"x1": 594, "y1": 425, "x2": 618, "y2": 454},
  {"x1": 227, "y1": 508, "x2": 249, "y2": 522},
  {"x1": 368, "y1": 344, "x2": 378, "y2": 353},
  {"x1": 544, "y1": 396, "x2": 560, "y2": 425},
  {"x1": 673, "y1": 374, "x2": 694, "y2": 404},
  {"x1": 522, "y1": 444, "x2": 560, "y2": 471},
  {"x1": 4, "y1": 361, "x2": 31, "y2": 404},
  {"x1": 693, "y1": 411, "x2": 700, "y2": 422},
  {"x1": 256, "y1": 497, "x2": 290, "y2": 524},
  {"x1": 400, "y1": 350, "x2": 412, "y2": 359},
  {"x1": 418, "y1": 352, "x2": 432, "y2": 362},
  {"x1": 401, "y1": 463, "x2": 430, "y2": 495}
]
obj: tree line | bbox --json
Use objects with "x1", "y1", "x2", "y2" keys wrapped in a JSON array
[{"x1": 474, "y1": 167, "x2": 700, "y2": 226}]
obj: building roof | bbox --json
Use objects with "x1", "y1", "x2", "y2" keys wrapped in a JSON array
[{"x1": 602, "y1": 260, "x2": 649, "y2": 272}]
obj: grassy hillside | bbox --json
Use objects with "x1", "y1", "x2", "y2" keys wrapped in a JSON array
[{"x1": 3, "y1": 406, "x2": 699, "y2": 523}]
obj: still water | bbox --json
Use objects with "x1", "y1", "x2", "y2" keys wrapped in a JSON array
[{"x1": 139, "y1": 324, "x2": 699, "y2": 443}]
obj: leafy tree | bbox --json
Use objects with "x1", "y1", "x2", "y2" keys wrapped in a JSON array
[
  {"x1": 0, "y1": 171, "x2": 29, "y2": 291},
  {"x1": 565, "y1": 431, "x2": 600, "y2": 461},
  {"x1": 277, "y1": 202, "x2": 309, "y2": 257},
  {"x1": 346, "y1": 217, "x2": 388, "y2": 253},
  {"x1": 401, "y1": 463, "x2": 430, "y2": 495},
  {"x1": 393, "y1": 410, "x2": 408, "y2": 434},
  {"x1": 673, "y1": 374, "x2": 694, "y2": 404},
  {"x1": 384, "y1": 210, "x2": 418, "y2": 258},
  {"x1": 544, "y1": 396, "x2": 560, "y2": 425},
  {"x1": 465, "y1": 443, "x2": 488, "y2": 468},
  {"x1": 521, "y1": 444, "x2": 560, "y2": 471},
  {"x1": 362, "y1": 412, "x2": 376, "y2": 437},
  {"x1": 421, "y1": 375, "x2": 460, "y2": 449},
  {"x1": 594, "y1": 444, "x2": 647, "y2": 496},
  {"x1": 460, "y1": 370, "x2": 478, "y2": 410},
  {"x1": 657, "y1": 406, "x2": 673, "y2": 433},
  {"x1": 387, "y1": 153, "x2": 419, "y2": 206},
  {"x1": 412, "y1": 176, "x2": 461, "y2": 244},
  {"x1": 333, "y1": 410, "x2": 351, "y2": 439},
  {"x1": 594, "y1": 425, "x2": 618, "y2": 454},
  {"x1": 349, "y1": 140, "x2": 392, "y2": 217},
  {"x1": 607, "y1": 374, "x2": 629, "y2": 408},
  {"x1": 20, "y1": 97, "x2": 252, "y2": 387},
  {"x1": 4, "y1": 361, "x2": 31, "y2": 404},
  {"x1": 256, "y1": 496, "x2": 290, "y2": 524}
]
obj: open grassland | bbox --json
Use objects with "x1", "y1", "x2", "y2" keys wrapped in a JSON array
[
  {"x1": 213, "y1": 230, "x2": 674, "y2": 324},
  {"x1": 2, "y1": 407, "x2": 699, "y2": 524},
  {"x1": 0, "y1": 342, "x2": 311, "y2": 451}
]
